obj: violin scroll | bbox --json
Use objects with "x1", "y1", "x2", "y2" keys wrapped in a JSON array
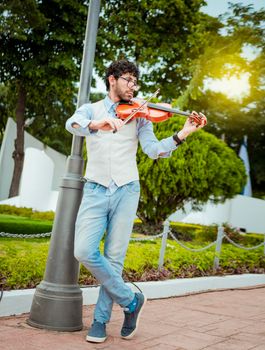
[{"x1": 189, "y1": 111, "x2": 207, "y2": 127}]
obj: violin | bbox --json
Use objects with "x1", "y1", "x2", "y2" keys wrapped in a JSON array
[
  {"x1": 116, "y1": 100, "x2": 190, "y2": 122},
  {"x1": 115, "y1": 89, "x2": 205, "y2": 128}
]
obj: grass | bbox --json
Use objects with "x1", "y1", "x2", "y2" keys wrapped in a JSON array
[
  {"x1": 0, "y1": 237, "x2": 50, "y2": 289},
  {"x1": 0, "y1": 234, "x2": 264, "y2": 290},
  {"x1": 0, "y1": 207, "x2": 264, "y2": 290}
]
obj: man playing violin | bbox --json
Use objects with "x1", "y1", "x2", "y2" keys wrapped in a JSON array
[{"x1": 65, "y1": 59, "x2": 207, "y2": 344}]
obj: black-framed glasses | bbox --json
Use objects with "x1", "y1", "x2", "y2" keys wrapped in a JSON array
[{"x1": 119, "y1": 76, "x2": 140, "y2": 91}]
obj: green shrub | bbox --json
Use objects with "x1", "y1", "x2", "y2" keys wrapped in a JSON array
[
  {"x1": 0, "y1": 205, "x2": 55, "y2": 221},
  {"x1": 242, "y1": 233, "x2": 265, "y2": 245},
  {"x1": 0, "y1": 238, "x2": 49, "y2": 289},
  {"x1": 0, "y1": 215, "x2": 53, "y2": 235},
  {"x1": 197, "y1": 225, "x2": 218, "y2": 242},
  {"x1": 0, "y1": 213, "x2": 264, "y2": 289},
  {"x1": 170, "y1": 222, "x2": 204, "y2": 241},
  {"x1": 133, "y1": 220, "x2": 264, "y2": 246},
  {"x1": 1, "y1": 235, "x2": 264, "y2": 290},
  {"x1": 133, "y1": 220, "x2": 205, "y2": 239},
  {"x1": 133, "y1": 221, "x2": 162, "y2": 235},
  {"x1": 222, "y1": 223, "x2": 264, "y2": 245},
  {"x1": 0, "y1": 205, "x2": 34, "y2": 217}
]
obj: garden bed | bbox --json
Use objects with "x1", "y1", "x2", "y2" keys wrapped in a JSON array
[
  {"x1": 0, "y1": 236, "x2": 264, "y2": 290},
  {"x1": 1, "y1": 205, "x2": 264, "y2": 291}
]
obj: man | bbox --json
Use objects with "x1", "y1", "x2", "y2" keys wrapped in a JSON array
[{"x1": 65, "y1": 59, "x2": 207, "y2": 343}]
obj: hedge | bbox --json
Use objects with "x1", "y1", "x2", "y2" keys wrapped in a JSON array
[
  {"x1": 0, "y1": 215, "x2": 53, "y2": 235},
  {"x1": 0, "y1": 211, "x2": 263, "y2": 246},
  {"x1": 0, "y1": 205, "x2": 54, "y2": 221},
  {"x1": 1, "y1": 205, "x2": 264, "y2": 290},
  {"x1": 0, "y1": 236, "x2": 264, "y2": 290}
]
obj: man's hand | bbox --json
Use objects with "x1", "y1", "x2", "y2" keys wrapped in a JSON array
[
  {"x1": 177, "y1": 111, "x2": 207, "y2": 140},
  {"x1": 89, "y1": 118, "x2": 124, "y2": 132}
]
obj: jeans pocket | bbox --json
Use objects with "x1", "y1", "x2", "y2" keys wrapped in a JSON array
[
  {"x1": 85, "y1": 181, "x2": 99, "y2": 193},
  {"x1": 125, "y1": 181, "x2": 140, "y2": 194}
]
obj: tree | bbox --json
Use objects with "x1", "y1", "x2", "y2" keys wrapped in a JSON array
[
  {"x1": 1, "y1": 0, "x2": 220, "y2": 197},
  {"x1": 0, "y1": 0, "x2": 87, "y2": 196},
  {"x1": 0, "y1": 83, "x2": 15, "y2": 144},
  {"x1": 2, "y1": 0, "x2": 257, "y2": 204},
  {"x1": 95, "y1": 0, "x2": 221, "y2": 100},
  {"x1": 137, "y1": 116, "x2": 246, "y2": 225},
  {"x1": 174, "y1": 3, "x2": 265, "y2": 197}
]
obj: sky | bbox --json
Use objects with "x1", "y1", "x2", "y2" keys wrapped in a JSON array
[
  {"x1": 201, "y1": 0, "x2": 264, "y2": 16},
  {"x1": 93, "y1": 0, "x2": 264, "y2": 93}
]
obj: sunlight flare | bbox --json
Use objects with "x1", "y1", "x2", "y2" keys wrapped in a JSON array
[{"x1": 205, "y1": 73, "x2": 250, "y2": 100}]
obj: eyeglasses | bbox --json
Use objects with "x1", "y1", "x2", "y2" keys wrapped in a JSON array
[{"x1": 119, "y1": 76, "x2": 140, "y2": 91}]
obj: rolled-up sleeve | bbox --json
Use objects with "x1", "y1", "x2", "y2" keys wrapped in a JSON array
[
  {"x1": 65, "y1": 103, "x2": 95, "y2": 137},
  {"x1": 137, "y1": 118, "x2": 179, "y2": 159}
]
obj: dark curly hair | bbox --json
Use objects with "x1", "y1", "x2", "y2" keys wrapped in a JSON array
[{"x1": 105, "y1": 59, "x2": 139, "y2": 91}]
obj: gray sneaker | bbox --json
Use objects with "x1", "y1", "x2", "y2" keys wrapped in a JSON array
[
  {"x1": 121, "y1": 292, "x2": 147, "y2": 339},
  {"x1": 86, "y1": 321, "x2": 107, "y2": 343}
]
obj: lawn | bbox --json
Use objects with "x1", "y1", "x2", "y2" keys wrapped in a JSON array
[
  {"x1": 1, "y1": 234, "x2": 264, "y2": 290},
  {"x1": 0, "y1": 207, "x2": 264, "y2": 290}
]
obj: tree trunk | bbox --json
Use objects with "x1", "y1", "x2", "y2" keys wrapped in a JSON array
[{"x1": 8, "y1": 84, "x2": 26, "y2": 198}]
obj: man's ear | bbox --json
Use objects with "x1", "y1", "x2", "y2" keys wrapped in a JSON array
[{"x1": 108, "y1": 75, "x2": 116, "y2": 88}]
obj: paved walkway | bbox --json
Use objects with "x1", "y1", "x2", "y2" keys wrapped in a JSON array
[{"x1": 1, "y1": 286, "x2": 265, "y2": 350}]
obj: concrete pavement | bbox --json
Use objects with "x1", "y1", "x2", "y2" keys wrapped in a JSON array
[{"x1": 1, "y1": 286, "x2": 265, "y2": 350}]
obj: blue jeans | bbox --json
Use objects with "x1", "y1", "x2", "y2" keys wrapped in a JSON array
[{"x1": 74, "y1": 180, "x2": 140, "y2": 323}]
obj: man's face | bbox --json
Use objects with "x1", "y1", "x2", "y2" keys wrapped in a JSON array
[{"x1": 110, "y1": 73, "x2": 139, "y2": 101}]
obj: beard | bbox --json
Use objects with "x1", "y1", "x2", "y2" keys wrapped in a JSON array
[{"x1": 115, "y1": 86, "x2": 134, "y2": 102}]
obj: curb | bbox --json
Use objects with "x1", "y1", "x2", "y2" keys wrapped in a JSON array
[{"x1": 1, "y1": 274, "x2": 265, "y2": 317}]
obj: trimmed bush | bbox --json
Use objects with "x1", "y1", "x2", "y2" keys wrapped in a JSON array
[
  {"x1": 0, "y1": 215, "x2": 53, "y2": 235},
  {"x1": 0, "y1": 205, "x2": 54, "y2": 221}
]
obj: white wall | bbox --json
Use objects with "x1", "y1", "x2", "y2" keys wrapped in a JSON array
[
  {"x1": 169, "y1": 195, "x2": 265, "y2": 234},
  {"x1": 19, "y1": 148, "x2": 54, "y2": 211},
  {"x1": 0, "y1": 118, "x2": 67, "y2": 211}
]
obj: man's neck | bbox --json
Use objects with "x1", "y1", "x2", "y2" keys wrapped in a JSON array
[{"x1": 108, "y1": 92, "x2": 120, "y2": 103}]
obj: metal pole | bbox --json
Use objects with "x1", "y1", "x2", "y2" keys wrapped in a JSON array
[
  {"x1": 27, "y1": 0, "x2": 101, "y2": 331},
  {"x1": 158, "y1": 220, "x2": 170, "y2": 269},
  {"x1": 213, "y1": 226, "x2": 224, "y2": 270}
]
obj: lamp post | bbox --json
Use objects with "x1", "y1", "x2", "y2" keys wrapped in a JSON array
[{"x1": 27, "y1": 0, "x2": 101, "y2": 331}]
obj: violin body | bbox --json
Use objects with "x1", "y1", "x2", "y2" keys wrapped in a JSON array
[
  {"x1": 116, "y1": 101, "x2": 173, "y2": 123},
  {"x1": 116, "y1": 99, "x2": 206, "y2": 127},
  {"x1": 117, "y1": 101, "x2": 148, "y2": 120},
  {"x1": 113, "y1": 89, "x2": 206, "y2": 134}
]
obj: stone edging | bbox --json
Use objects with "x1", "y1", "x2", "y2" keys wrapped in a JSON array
[{"x1": 1, "y1": 274, "x2": 265, "y2": 317}]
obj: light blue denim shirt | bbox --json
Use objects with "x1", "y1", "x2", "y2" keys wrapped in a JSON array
[{"x1": 65, "y1": 95, "x2": 179, "y2": 160}]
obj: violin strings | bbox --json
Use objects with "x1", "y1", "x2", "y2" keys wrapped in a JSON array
[{"x1": 122, "y1": 88, "x2": 160, "y2": 126}]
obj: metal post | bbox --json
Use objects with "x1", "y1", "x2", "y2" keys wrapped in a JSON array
[
  {"x1": 27, "y1": 0, "x2": 101, "y2": 331},
  {"x1": 263, "y1": 233, "x2": 265, "y2": 256},
  {"x1": 158, "y1": 220, "x2": 170, "y2": 269},
  {"x1": 213, "y1": 226, "x2": 224, "y2": 270}
]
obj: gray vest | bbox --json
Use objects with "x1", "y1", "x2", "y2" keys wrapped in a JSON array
[{"x1": 84, "y1": 100, "x2": 139, "y2": 187}]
